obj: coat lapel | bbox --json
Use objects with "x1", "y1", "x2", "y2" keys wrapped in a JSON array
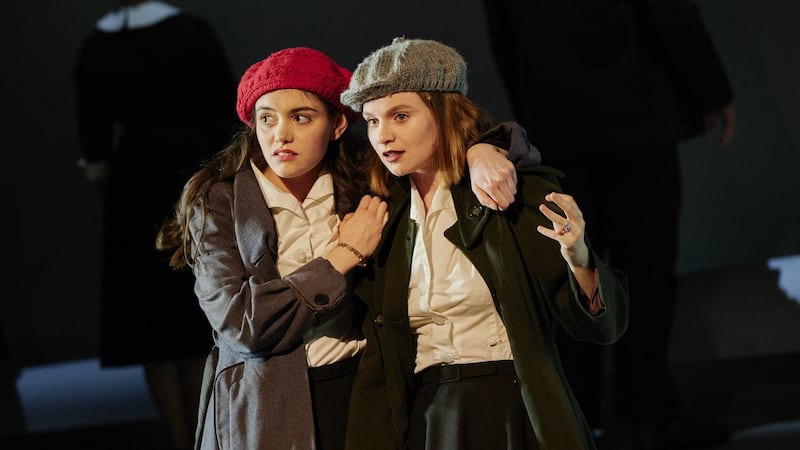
[
  {"x1": 232, "y1": 168, "x2": 278, "y2": 267},
  {"x1": 446, "y1": 176, "x2": 493, "y2": 249}
]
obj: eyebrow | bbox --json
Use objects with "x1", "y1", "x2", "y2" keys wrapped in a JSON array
[
  {"x1": 255, "y1": 105, "x2": 320, "y2": 114},
  {"x1": 366, "y1": 103, "x2": 417, "y2": 117}
]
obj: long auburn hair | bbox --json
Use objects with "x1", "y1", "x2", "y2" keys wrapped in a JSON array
[
  {"x1": 366, "y1": 91, "x2": 493, "y2": 197},
  {"x1": 155, "y1": 97, "x2": 368, "y2": 269}
]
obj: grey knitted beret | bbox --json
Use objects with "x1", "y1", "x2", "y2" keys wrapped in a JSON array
[{"x1": 340, "y1": 37, "x2": 468, "y2": 112}]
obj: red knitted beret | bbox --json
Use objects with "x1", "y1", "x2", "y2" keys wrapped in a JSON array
[{"x1": 236, "y1": 47, "x2": 357, "y2": 127}]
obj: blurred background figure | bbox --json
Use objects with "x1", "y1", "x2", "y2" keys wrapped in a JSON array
[
  {"x1": 482, "y1": 1, "x2": 735, "y2": 449},
  {"x1": 73, "y1": 1, "x2": 237, "y2": 448}
]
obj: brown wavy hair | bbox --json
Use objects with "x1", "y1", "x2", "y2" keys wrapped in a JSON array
[{"x1": 155, "y1": 99, "x2": 369, "y2": 269}]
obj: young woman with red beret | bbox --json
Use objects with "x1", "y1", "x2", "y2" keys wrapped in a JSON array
[{"x1": 156, "y1": 46, "x2": 533, "y2": 450}]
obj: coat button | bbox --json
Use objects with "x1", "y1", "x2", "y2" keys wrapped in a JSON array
[
  {"x1": 468, "y1": 204, "x2": 484, "y2": 218},
  {"x1": 374, "y1": 313, "x2": 384, "y2": 326}
]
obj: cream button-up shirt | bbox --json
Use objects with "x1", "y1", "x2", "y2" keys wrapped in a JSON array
[
  {"x1": 407, "y1": 180, "x2": 513, "y2": 374},
  {"x1": 251, "y1": 162, "x2": 365, "y2": 367}
]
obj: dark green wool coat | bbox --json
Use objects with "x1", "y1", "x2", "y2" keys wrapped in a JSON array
[{"x1": 346, "y1": 167, "x2": 629, "y2": 450}]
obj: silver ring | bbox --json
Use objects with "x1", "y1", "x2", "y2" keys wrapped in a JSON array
[{"x1": 560, "y1": 222, "x2": 572, "y2": 235}]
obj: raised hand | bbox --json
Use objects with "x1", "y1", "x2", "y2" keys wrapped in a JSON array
[{"x1": 536, "y1": 192, "x2": 590, "y2": 270}]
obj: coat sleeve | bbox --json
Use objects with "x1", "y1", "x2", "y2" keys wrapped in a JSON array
[
  {"x1": 633, "y1": 0, "x2": 734, "y2": 138},
  {"x1": 477, "y1": 121, "x2": 542, "y2": 168},
  {"x1": 481, "y1": 0, "x2": 520, "y2": 109},
  {"x1": 190, "y1": 181, "x2": 348, "y2": 356},
  {"x1": 514, "y1": 168, "x2": 629, "y2": 344},
  {"x1": 74, "y1": 32, "x2": 113, "y2": 166}
]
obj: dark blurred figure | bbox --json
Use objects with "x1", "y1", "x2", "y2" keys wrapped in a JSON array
[
  {"x1": 74, "y1": 1, "x2": 237, "y2": 448},
  {"x1": 482, "y1": 1, "x2": 735, "y2": 449}
]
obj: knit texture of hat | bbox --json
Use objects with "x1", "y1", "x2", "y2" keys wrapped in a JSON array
[
  {"x1": 341, "y1": 37, "x2": 468, "y2": 112},
  {"x1": 236, "y1": 47, "x2": 356, "y2": 126}
]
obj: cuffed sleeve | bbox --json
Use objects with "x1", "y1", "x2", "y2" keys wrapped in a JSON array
[{"x1": 283, "y1": 257, "x2": 348, "y2": 313}]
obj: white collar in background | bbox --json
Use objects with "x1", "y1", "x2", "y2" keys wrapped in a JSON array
[{"x1": 96, "y1": 1, "x2": 180, "y2": 32}]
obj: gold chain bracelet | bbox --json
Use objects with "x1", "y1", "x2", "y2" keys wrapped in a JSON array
[{"x1": 338, "y1": 242, "x2": 367, "y2": 268}]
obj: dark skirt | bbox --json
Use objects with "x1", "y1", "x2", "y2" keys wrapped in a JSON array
[
  {"x1": 309, "y1": 355, "x2": 361, "y2": 450},
  {"x1": 409, "y1": 360, "x2": 539, "y2": 450}
]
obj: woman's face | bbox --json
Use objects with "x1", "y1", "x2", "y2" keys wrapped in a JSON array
[
  {"x1": 254, "y1": 89, "x2": 346, "y2": 186},
  {"x1": 362, "y1": 92, "x2": 438, "y2": 180}
]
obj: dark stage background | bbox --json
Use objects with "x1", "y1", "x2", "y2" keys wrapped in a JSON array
[{"x1": 1, "y1": 0, "x2": 798, "y2": 428}]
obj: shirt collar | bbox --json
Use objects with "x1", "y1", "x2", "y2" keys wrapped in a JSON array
[
  {"x1": 97, "y1": 1, "x2": 180, "y2": 32},
  {"x1": 250, "y1": 160, "x2": 335, "y2": 215},
  {"x1": 409, "y1": 179, "x2": 452, "y2": 225}
]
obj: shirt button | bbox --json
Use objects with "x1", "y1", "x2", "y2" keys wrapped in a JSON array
[
  {"x1": 436, "y1": 349, "x2": 457, "y2": 363},
  {"x1": 293, "y1": 249, "x2": 308, "y2": 262}
]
